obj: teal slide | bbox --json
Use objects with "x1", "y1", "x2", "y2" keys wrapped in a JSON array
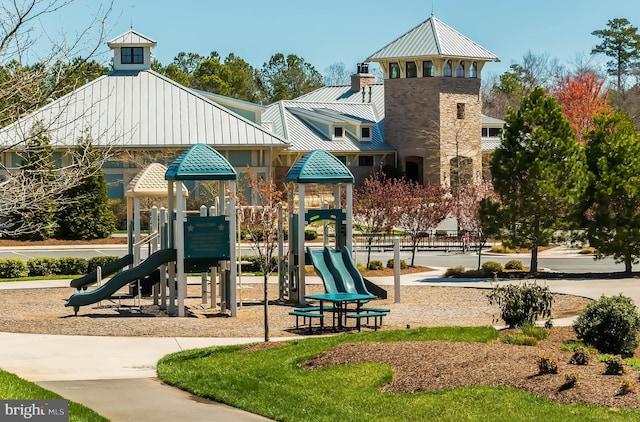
[
  {"x1": 66, "y1": 248, "x2": 176, "y2": 315},
  {"x1": 70, "y1": 254, "x2": 134, "y2": 290},
  {"x1": 307, "y1": 247, "x2": 375, "y2": 296}
]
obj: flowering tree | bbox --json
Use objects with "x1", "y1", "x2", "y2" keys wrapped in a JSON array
[
  {"x1": 454, "y1": 181, "x2": 500, "y2": 269},
  {"x1": 550, "y1": 72, "x2": 610, "y2": 143},
  {"x1": 352, "y1": 172, "x2": 403, "y2": 267},
  {"x1": 395, "y1": 181, "x2": 451, "y2": 267},
  {"x1": 239, "y1": 167, "x2": 285, "y2": 342}
]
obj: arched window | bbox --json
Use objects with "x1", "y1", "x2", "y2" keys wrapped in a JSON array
[
  {"x1": 456, "y1": 61, "x2": 465, "y2": 78},
  {"x1": 469, "y1": 62, "x2": 478, "y2": 78},
  {"x1": 443, "y1": 60, "x2": 452, "y2": 77}
]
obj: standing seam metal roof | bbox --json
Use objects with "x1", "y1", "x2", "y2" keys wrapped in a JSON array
[
  {"x1": 366, "y1": 16, "x2": 499, "y2": 61},
  {"x1": 0, "y1": 70, "x2": 289, "y2": 149}
]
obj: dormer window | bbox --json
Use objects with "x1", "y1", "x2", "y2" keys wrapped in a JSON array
[
  {"x1": 361, "y1": 127, "x2": 371, "y2": 139},
  {"x1": 333, "y1": 126, "x2": 344, "y2": 140},
  {"x1": 121, "y1": 47, "x2": 144, "y2": 64}
]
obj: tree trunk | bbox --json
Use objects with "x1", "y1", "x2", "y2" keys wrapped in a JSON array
[
  {"x1": 410, "y1": 238, "x2": 417, "y2": 267},
  {"x1": 625, "y1": 253, "x2": 633, "y2": 274},
  {"x1": 366, "y1": 238, "x2": 373, "y2": 268},
  {"x1": 263, "y1": 275, "x2": 269, "y2": 342},
  {"x1": 530, "y1": 245, "x2": 539, "y2": 273}
]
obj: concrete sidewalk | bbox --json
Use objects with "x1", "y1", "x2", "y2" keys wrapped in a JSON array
[{"x1": 0, "y1": 332, "x2": 279, "y2": 421}]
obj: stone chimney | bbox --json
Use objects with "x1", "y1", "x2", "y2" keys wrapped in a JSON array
[{"x1": 351, "y1": 62, "x2": 376, "y2": 92}]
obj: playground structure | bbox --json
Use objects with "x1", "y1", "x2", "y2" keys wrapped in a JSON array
[
  {"x1": 66, "y1": 148, "x2": 385, "y2": 321},
  {"x1": 66, "y1": 144, "x2": 238, "y2": 317},
  {"x1": 282, "y1": 150, "x2": 386, "y2": 303}
]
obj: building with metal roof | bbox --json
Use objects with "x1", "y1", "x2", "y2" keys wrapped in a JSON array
[
  {"x1": 0, "y1": 30, "x2": 288, "y2": 198},
  {"x1": 0, "y1": 16, "x2": 505, "y2": 200}
]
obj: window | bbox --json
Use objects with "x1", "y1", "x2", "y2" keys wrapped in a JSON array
[
  {"x1": 121, "y1": 47, "x2": 143, "y2": 64},
  {"x1": 422, "y1": 60, "x2": 434, "y2": 77},
  {"x1": 361, "y1": 127, "x2": 371, "y2": 139},
  {"x1": 489, "y1": 128, "x2": 501, "y2": 137},
  {"x1": 481, "y1": 128, "x2": 488, "y2": 137},
  {"x1": 389, "y1": 62, "x2": 400, "y2": 79},
  {"x1": 456, "y1": 61, "x2": 465, "y2": 78},
  {"x1": 469, "y1": 62, "x2": 478, "y2": 78},
  {"x1": 457, "y1": 103, "x2": 465, "y2": 119},
  {"x1": 358, "y1": 155, "x2": 374, "y2": 166},
  {"x1": 443, "y1": 60, "x2": 452, "y2": 77},
  {"x1": 334, "y1": 126, "x2": 344, "y2": 138},
  {"x1": 406, "y1": 62, "x2": 417, "y2": 78},
  {"x1": 336, "y1": 156, "x2": 347, "y2": 164}
]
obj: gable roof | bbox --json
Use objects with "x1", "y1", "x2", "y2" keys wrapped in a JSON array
[
  {"x1": 0, "y1": 69, "x2": 289, "y2": 149},
  {"x1": 262, "y1": 100, "x2": 392, "y2": 153},
  {"x1": 367, "y1": 16, "x2": 499, "y2": 62},
  {"x1": 108, "y1": 30, "x2": 157, "y2": 48}
]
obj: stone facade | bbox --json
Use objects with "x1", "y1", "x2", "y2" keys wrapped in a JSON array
[{"x1": 384, "y1": 76, "x2": 482, "y2": 186}]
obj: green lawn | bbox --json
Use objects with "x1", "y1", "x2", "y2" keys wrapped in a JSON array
[
  {"x1": 157, "y1": 326, "x2": 640, "y2": 421},
  {"x1": 0, "y1": 369, "x2": 108, "y2": 422}
]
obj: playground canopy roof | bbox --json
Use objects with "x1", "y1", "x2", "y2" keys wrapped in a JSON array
[
  {"x1": 126, "y1": 163, "x2": 189, "y2": 198},
  {"x1": 285, "y1": 149, "x2": 354, "y2": 184},
  {"x1": 165, "y1": 144, "x2": 238, "y2": 181}
]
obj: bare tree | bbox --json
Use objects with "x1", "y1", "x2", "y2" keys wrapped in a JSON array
[
  {"x1": 323, "y1": 62, "x2": 350, "y2": 86},
  {"x1": 239, "y1": 167, "x2": 286, "y2": 342},
  {"x1": 0, "y1": 1, "x2": 114, "y2": 238}
]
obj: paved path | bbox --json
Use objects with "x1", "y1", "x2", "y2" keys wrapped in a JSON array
[{"x1": 0, "y1": 332, "x2": 278, "y2": 421}]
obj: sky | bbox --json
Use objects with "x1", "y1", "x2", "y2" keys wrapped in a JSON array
[{"x1": 37, "y1": 0, "x2": 640, "y2": 83}]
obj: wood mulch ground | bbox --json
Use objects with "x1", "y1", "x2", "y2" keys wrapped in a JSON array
[{"x1": 302, "y1": 326, "x2": 640, "y2": 410}]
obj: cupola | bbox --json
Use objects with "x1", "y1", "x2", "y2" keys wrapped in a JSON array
[{"x1": 108, "y1": 30, "x2": 157, "y2": 71}]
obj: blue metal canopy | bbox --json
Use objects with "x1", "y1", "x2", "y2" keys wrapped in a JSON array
[
  {"x1": 165, "y1": 144, "x2": 238, "y2": 181},
  {"x1": 286, "y1": 150, "x2": 354, "y2": 184}
]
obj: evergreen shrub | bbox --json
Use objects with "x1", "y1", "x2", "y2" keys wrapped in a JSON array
[
  {"x1": 386, "y1": 258, "x2": 408, "y2": 269},
  {"x1": 573, "y1": 294, "x2": 640, "y2": 356},
  {"x1": 0, "y1": 258, "x2": 29, "y2": 278},
  {"x1": 57, "y1": 257, "x2": 89, "y2": 275},
  {"x1": 26, "y1": 257, "x2": 59, "y2": 276},
  {"x1": 486, "y1": 282, "x2": 554, "y2": 328}
]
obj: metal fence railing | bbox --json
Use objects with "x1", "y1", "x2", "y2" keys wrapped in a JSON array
[{"x1": 353, "y1": 230, "x2": 477, "y2": 252}]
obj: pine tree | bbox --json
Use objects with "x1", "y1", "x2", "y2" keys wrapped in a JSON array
[
  {"x1": 489, "y1": 86, "x2": 588, "y2": 272},
  {"x1": 6, "y1": 122, "x2": 58, "y2": 240},
  {"x1": 56, "y1": 133, "x2": 115, "y2": 240},
  {"x1": 584, "y1": 111, "x2": 640, "y2": 273}
]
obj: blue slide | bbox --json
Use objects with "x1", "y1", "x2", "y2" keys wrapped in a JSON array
[
  {"x1": 70, "y1": 254, "x2": 134, "y2": 290},
  {"x1": 65, "y1": 248, "x2": 176, "y2": 315}
]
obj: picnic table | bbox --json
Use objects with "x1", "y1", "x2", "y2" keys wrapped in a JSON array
[{"x1": 305, "y1": 293, "x2": 376, "y2": 330}]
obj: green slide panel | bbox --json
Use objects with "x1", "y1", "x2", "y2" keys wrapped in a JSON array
[
  {"x1": 70, "y1": 254, "x2": 134, "y2": 290},
  {"x1": 325, "y1": 247, "x2": 358, "y2": 294},
  {"x1": 65, "y1": 249, "x2": 176, "y2": 314},
  {"x1": 306, "y1": 247, "x2": 340, "y2": 294}
]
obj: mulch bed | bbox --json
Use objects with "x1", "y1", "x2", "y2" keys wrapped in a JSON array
[{"x1": 302, "y1": 326, "x2": 640, "y2": 409}]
